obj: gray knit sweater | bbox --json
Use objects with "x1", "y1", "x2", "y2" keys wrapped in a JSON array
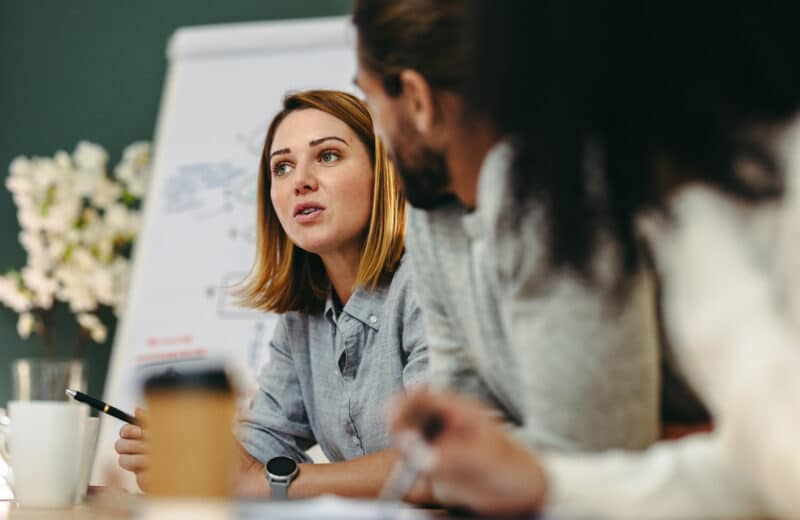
[{"x1": 405, "y1": 141, "x2": 660, "y2": 451}]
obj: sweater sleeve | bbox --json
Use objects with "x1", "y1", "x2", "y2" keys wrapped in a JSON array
[{"x1": 405, "y1": 207, "x2": 499, "y2": 401}]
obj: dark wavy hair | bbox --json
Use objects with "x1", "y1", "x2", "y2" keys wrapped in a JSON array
[
  {"x1": 352, "y1": 0, "x2": 467, "y2": 97},
  {"x1": 465, "y1": 0, "x2": 800, "y2": 283}
]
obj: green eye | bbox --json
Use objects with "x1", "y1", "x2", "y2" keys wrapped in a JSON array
[
  {"x1": 272, "y1": 162, "x2": 292, "y2": 176},
  {"x1": 320, "y1": 150, "x2": 341, "y2": 163}
]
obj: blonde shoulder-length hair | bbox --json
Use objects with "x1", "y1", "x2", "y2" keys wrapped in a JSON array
[{"x1": 238, "y1": 90, "x2": 406, "y2": 314}]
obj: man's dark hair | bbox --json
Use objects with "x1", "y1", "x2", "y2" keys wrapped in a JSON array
[
  {"x1": 352, "y1": 0, "x2": 467, "y2": 96},
  {"x1": 466, "y1": 0, "x2": 800, "y2": 284}
]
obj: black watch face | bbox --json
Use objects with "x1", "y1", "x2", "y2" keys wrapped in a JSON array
[{"x1": 267, "y1": 456, "x2": 297, "y2": 477}]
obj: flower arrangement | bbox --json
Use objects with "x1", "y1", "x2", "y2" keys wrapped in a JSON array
[{"x1": 0, "y1": 141, "x2": 151, "y2": 357}]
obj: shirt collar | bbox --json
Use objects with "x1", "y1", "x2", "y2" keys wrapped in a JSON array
[
  {"x1": 462, "y1": 139, "x2": 515, "y2": 239},
  {"x1": 323, "y1": 283, "x2": 386, "y2": 331}
]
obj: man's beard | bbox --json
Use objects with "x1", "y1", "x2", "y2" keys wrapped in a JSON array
[{"x1": 389, "y1": 119, "x2": 456, "y2": 210}]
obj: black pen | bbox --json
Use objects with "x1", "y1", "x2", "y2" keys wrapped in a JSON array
[{"x1": 66, "y1": 388, "x2": 138, "y2": 425}]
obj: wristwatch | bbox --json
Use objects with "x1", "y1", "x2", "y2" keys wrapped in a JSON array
[{"x1": 265, "y1": 456, "x2": 299, "y2": 500}]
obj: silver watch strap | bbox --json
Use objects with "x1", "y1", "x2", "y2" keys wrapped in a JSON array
[{"x1": 270, "y1": 479, "x2": 290, "y2": 500}]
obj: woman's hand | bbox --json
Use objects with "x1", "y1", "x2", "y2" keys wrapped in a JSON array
[
  {"x1": 387, "y1": 389, "x2": 547, "y2": 515},
  {"x1": 114, "y1": 408, "x2": 149, "y2": 492}
]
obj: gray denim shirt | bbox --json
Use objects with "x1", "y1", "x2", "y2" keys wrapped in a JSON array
[{"x1": 237, "y1": 257, "x2": 428, "y2": 464}]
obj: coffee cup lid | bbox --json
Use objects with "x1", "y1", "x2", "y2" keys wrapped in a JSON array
[{"x1": 144, "y1": 366, "x2": 231, "y2": 393}]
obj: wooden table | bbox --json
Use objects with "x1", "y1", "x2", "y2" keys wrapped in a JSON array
[
  {"x1": 1, "y1": 501, "x2": 99, "y2": 519},
  {"x1": 1, "y1": 496, "x2": 132, "y2": 520}
]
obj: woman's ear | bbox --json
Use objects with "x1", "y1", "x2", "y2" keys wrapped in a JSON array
[{"x1": 398, "y1": 69, "x2": 436, "y2": 135}]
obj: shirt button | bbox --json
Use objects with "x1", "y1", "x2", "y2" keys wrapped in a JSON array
[
  {"x1": 368, "y1": 314, "x2": 377, "y2": 324},
  {"x1": 351, "y1": 435, "x2": 360, "y2": 447}
]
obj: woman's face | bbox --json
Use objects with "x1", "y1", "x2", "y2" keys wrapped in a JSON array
[{"x1": 269, "y1": 108, "x2": 374, "y2": 259}]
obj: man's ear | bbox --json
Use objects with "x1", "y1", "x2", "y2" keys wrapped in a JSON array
[{"x1": 398, "y1": 69, "x2": 436, "y2": 135}]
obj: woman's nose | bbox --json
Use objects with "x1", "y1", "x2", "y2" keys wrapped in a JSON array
[{"x1": 293, "y1": 161, "x2": 318, "y2": 194}]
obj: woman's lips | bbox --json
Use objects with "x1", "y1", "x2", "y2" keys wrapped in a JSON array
[{"x1": 294, "y1": 207, "x2": 324, "y2": 223}]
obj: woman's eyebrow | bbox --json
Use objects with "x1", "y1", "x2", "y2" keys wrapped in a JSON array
[
  {"x1": 269, "y1": 147, "x2": 290, "y2": 159},
  {"x1": 269, "y1": 136, "x2": 348, "y2": 159},
  {"x1": 309, "y1": 136, "x2": 348, "y2": 147}
]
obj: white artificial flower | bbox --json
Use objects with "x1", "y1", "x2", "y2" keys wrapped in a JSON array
[
  {"x1": 122, "y1": 141, "x2": 151, "y2": 167},
  {"x1": 78, "y1": 208, "x2": 106, "y2": 249},
  {"x1": 21, "y1": 267, "x2": 57, "y2": 309},
  {"x1": 64, "y1": 227, "x2": 80, "y2": 244},
  {"x1": 18, "y1": 231, "x2": 44, "y2": 255},
  {"x1": 11, "y1": 193, "x2": 36, "y2": 214},
  {"x1": 115, "y1": 163, "x2": 134, "y2": 184},
  {"x1": 89, "y1": 268, "x2": 114, "y2": 305},
  {"x1": 0, "y1": 275, "x2": 32, "y2": 313},
  {"x1": 31, "y1": 158, "x2": 61, "y2": 190},
  {"x1": 73, "y1": 141, "x2": 108, "y2": 172},
  {"x1": 5, "y1": 173, "x2": 33, "y2": 197},
  {"x1": 9, "y1": 156, "x2": 32, "y2": 178},
  {"x1": 27, "y1": 249, "x2": 54, "y2": 272},
  {"x1": 72, "y1": 169, "x2": 103, "y2": 198},
  {"x1": 126, "y1": 177, "x2": 148, "y2": 198},
  {"x1": 46, "y1": 237, "x2": 67, "y2": 263},
  {"x1": 41, "y1": 200, "x2": 80, "y2": 234},
  {"x1": 3, "y1": 140, "x2": 149, "y2": 342},
  {"x1": 79, "y1": 222, "x2": 103, "y2": 249},
  {"x1": 104, "y1": 203, "x2": 128, "y2": 232},
  {"x1": 54, "y1": 264, "x2": 80, "y2": 287},
  {"x1": 53, "y1": 150, "x2": 71, "y2": 170},
  {"x1": 77, "y1": 313, "x2": 107, "y2": 343},
  {"x1": 33, "y1": 290, "x2": 54, "y2": 309},
  {"x1": 82, "y1": 207, "x2": 99, "y2": 226},
  {"x1": 17, "y1": 312, "x2": 35, "y2": 339},
  {"x1": 62, "y1": 284, "x2": 97, "y2": 313},
  {"x1": 50, "y1": 176, "x2": 78, "y2": 201},
  {"x1": 70, "y1": 246, "x2": 97, "y2": 271},
  {"x1": 90, "y1": 326, "x2": 107, "y2": 343},
  {"x1": 21, "y1": 267, "x2": 56, "y2": 293},
  {"x1": 119, "y1": 142, "x2": 151, "y2": 178},
  {"x1": 55, "y1": 266, "x2": 94, "y2": 311},
  {"x1": 125, "y1": 210, "x2": 142, "y2": 237},
  {"x1": 94, "y1": 238, "x2": 114, "y2": 264},
  {"x1": 115, "y1": 141, "x2": 151, "y2": 198},
  {"x1": 90, "y1": 177, "x2": 122, "y2": 209},
  {"x1": 77, "y1": 312, "x2": 98, "y2": 329},
  {"x1": 18, "y1": 208, "x2": 44, "y2": 232}
]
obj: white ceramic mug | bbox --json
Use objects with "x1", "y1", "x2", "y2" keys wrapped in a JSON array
[
  {"x1": 0, "y1": 401, "x2": 89, "y2": 508},
  {"x1": 74, "y1": 416, "x2": 100, "y2": 504}
]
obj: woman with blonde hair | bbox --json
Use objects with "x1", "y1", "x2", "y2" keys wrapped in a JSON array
[{"x1": 116, "y1": 90, "x2": 429, "y2": 499}]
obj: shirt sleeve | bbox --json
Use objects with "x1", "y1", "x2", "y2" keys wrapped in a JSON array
[
  {"x1": 541, "y1": 433, "x2": 765, "y2": 518},
  {"x1": 405, "y1": 208, "x2": 499, "y2": 400},
  {"x1": 237, "y1": 315, "x2": 315, "y2": 464},
  {"x1": 396, "y1": 263, "x2": 430, "y2": 389}
]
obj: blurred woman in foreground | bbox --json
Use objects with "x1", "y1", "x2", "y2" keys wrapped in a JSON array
[{"x1": 389, "y1": 2, "x2": 800, "y2": 516}]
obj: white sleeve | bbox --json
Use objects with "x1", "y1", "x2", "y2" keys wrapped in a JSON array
[
  {"x1": 638, "y1": 183, "x2": 800, "y2": 518},
  {"x1": 542, "y1": 433, "x2": 765, "y2": 518},
  {"x1": 778, "y1": 116, "x2": 800, "y2": 329}
]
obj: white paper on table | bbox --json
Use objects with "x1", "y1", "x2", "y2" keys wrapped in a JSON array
[{"x1": 235, "y1": 495, "x2": 435, "y2": 520}]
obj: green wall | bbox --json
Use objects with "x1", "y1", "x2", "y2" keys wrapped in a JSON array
[{"x1": 0, "y1": 0, "x2": 352, "y2": 407}]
